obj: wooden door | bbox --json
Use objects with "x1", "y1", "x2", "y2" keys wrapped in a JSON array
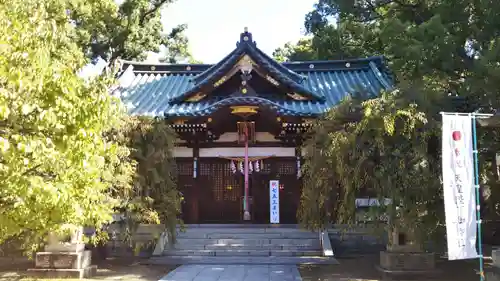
[
  {"x1": 198, "y1": 158, "x2": 242, "y2": 223},
  {"x1": 176, "y1": 159, "x2": 195, "y2": 223},
  {"x1": 276, "y1": 159, "x2": 301, "y2": 224},
  {"x1": 250, "y1": 158, "x2": 301, "y2": 224},
  {"x1": 250, "y1": 161, "x2": 272, "y2": 224}
]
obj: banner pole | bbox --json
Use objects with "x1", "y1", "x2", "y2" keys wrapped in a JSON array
[{"x1": 471, "y1": 113, "x2": 485, "y2": 280}]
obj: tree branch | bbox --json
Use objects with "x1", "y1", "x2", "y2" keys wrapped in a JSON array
[{"x1": 139, "y1": 0, "x2": 170, "y2": 26}]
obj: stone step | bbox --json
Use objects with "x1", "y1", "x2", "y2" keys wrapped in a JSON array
[
  {"x1": 163, "y1": 249, "x2": 322, "y2": 257},
  {"x1": 176, "y1": 232, "x2": 317, "y2": 239},
  {"x1": 178, "y1": 224, "x2": 302, "y2": 229},
  {"x1": 203, "y1": 244, "x2": 320, "y2": 251},
  {"x1": 170, "y1": 243, "x2": 320, "y2": 251},
  {"x1": 147, "y1": 255, "x2": 339, "y2": 265},
  {"x1": 175, "y1": 238, "x2": 320, "y2": 246}
]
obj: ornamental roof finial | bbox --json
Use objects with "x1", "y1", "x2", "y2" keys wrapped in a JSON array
[{"x1": 239, "y1": 27, "x2": 253, "y2": 45}]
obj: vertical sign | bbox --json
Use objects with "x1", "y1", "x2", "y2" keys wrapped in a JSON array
[
  {"x1": 442, "y1": 114, "x2": 478, "y2": 260},
  {"x1": 269, "y1": 180, "x2": 280, "y2": 224}
]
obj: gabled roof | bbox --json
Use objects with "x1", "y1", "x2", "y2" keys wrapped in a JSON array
[
  {"x1": 171, "y1": 30, "x2": 323, "y2": 103},
  {"x1": 113, "y1": 30, "x2": 394, "y2": 118}
]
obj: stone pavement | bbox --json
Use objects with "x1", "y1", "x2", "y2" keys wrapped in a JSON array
[{"x1": 159, "y1": 264, "x2": 302, "y2": 281}]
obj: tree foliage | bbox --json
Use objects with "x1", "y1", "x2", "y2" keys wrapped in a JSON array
[
  {"x1": 159, "y1": 24, "x2": 199, "y2": 63},
  {"x1": 279, "y1": 0, "x2": 500, "y2": 107},
  {"x1": 70, "y1": 0, "x2": 194, "y2": 62},
  {"x1": 289, "y1": 0, "x2": 500, "y2": 238},
  {"x1": 0, "y1": 0, "x2": 132, "y2": 250},
  {"x1": 0, "y1": 0, "x2": 183, "y2": 253},
  {"x1": 111, "y1": 117, "x2": 182, "y2": 244},
  {"x1": 273, "y1": 38, "x2": 317, "y2": 62},
  {"x1": 300, "y1": 90, "x2": 443, "y2": 246}
]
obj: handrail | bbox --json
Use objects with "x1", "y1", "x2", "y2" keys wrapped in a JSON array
[{"x1": 319, "y1": 229, "x2": 334, "y2": 257}]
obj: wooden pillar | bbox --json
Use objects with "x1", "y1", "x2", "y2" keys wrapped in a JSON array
[
  {"x1": 295, "y1": 147, "x2": 302, "y2": 221},
  {"x1": 191, "y1": 144, "x2": 200, "y2": 223}
]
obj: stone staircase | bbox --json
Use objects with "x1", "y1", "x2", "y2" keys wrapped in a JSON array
[{"x1": 148, "y1": 224, "x2": 338, "y2": 265}]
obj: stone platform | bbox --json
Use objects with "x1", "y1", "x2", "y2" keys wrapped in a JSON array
[
  {"x1": 27, "y1": 265, "x2": 97, "y2": 279},
  {"x1": 27, "y1": 248, "x2": 97, "y2": 279}
]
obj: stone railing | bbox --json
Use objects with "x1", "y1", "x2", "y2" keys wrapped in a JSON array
[{"x1": 103, "y1": 224, "x2": 165, "y2": 257}]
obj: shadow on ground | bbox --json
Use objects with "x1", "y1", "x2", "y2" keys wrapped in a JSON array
[
  {"x1": 0, "y1": 257, "x2": 177, "y2": 281},
  {"x1": 299, "y1": 254, "x2": 482, "y2": 281}
]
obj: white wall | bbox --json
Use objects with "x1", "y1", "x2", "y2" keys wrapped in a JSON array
[
  {"x1": 199, "y1": 147, "x2": 295, "y2": 157},
  {"x1": 173, "y1": 147, "x2": 193, "y2": 158}
]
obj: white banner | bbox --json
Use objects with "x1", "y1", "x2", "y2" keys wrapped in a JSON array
[
  {"x1": 442, "y1": 114, "x2": 478, "y2": 260},
  {"x1": 269, "y1": 180, "x2": 280, "y2": 224}
]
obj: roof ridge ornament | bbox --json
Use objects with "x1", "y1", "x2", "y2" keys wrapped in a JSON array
[{"x1": 238, "y1": 27, "x2": 255, "y2": 46}]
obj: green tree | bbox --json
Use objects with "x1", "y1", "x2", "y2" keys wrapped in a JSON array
[
  {"x1": 293, "y1": 0, "x2": 500, "y2": 244},
  {"x1": 273, "y1": 38, "x2": 317, "y2": 62},
  {"x1": 301, "y1": 89, "x2": 443, "y2": 248},
  {"x1": 0, "y1": 0, "x2": 133, "y2": 250},
  {"x1": 110, "y1": 117, "x2": 182, "y2": 247},
  {"x1": 71, "y1": 0, "x2": 194, "y2": 62},
  {"x1": 281, "y1": 0, "x2": 500, "y2": 108},
  {"x1": 159, "y1": 24, "x2": 199, "y2": 63}
]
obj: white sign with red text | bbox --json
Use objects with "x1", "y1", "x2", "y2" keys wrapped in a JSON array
[
  {"x1": 442, "y1": 114, "x2": 478, "y2": 260},
  {"x1": 269, "y1": 180, "x2": 280, "y2": 224}
]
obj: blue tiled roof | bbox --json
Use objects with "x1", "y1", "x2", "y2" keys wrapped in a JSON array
[{"x1": 113, "y1": 32, "x2": 393, "y2": 118}]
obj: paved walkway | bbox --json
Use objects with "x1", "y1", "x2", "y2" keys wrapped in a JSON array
[{"x1": 159, "y1": 264, "x2": 302, "y2": 281}]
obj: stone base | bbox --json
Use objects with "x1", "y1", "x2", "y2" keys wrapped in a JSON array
[
  {"x1": 486, "y1": 267, "x2": 500, "y2": 281},
  {"x1": 377, "y1": 251, "x2": 438, "y2": 279},
  {"x1": 35, "y1": 250, "x2": 91, "y2": 269},
  {"x1": 27, "y1": 265, "x2": 97, "y2": 279},
  {"x1": 493, "y1": 249, "x2": 500, "y2": 266}
]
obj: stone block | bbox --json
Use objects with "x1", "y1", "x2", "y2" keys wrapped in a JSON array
[
  {"x1": 486, "y1": 267, "x2": 500, "y2": 281},
  {"x1": 378, "y1": 251, "x2": 439, "y2": 279},
  {"x1": 27, "y1": 265, "x2": 97, "y2": 279},
  {"x1": 379, "y1": 251, "x2": 435, "y2": 271},
  {"x1": 45, "y1": 243, "x2": 85, "y2": 253},
  {"x1": 35, "y1": 250, "x2": 91, "y2": 269},
  {"x1": 493, "y1": 249, "x2": 500, "y2": 267}
]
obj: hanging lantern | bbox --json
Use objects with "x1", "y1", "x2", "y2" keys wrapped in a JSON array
[
  {"x1": 239, "y1": 161, "x2": 244, "y2": 174},
  {"x1": 254, "y1": 160, "x2": 260, "y2": 172},
  {"x1": 249, "y1": 161, "x2": 253, "y2": 174},
  {"x1": 230, "y1": 160, "x2": 237, "y2": 174}
]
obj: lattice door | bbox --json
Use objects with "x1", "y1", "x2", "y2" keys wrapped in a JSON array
[
  {"x1": 198, "y1": 158, "x2": 242, "y2": 223},
  {"x1": 250, "y1": 158, "x2": 301, "y2": 224},
  {"x1": 275, "y1": 159, "x2": 301, "y2": 224},
  {"x1": 176, "y1": 159, "x2": 194, "y2": 223}
]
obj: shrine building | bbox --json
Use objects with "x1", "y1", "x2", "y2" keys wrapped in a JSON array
[{"x1": 113, "y1": 29, "x2": 393, "y2": 224}]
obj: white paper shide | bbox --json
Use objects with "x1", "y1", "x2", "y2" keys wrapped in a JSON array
[
  {"x1": 269, "y1": 180, "x2": 280, "y2": 224},
  {"x1": 442, "y1": 114, "x2": 478, "y2": 260}
]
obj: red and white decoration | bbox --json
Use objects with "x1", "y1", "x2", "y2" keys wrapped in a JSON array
[{"x1": 442, "y1": 114, "x2": 478, "y2": 260}]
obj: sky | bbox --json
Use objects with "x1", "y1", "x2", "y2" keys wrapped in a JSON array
[{"x1": 156, "y1": 0, "x2": 317, "y2": 64}]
